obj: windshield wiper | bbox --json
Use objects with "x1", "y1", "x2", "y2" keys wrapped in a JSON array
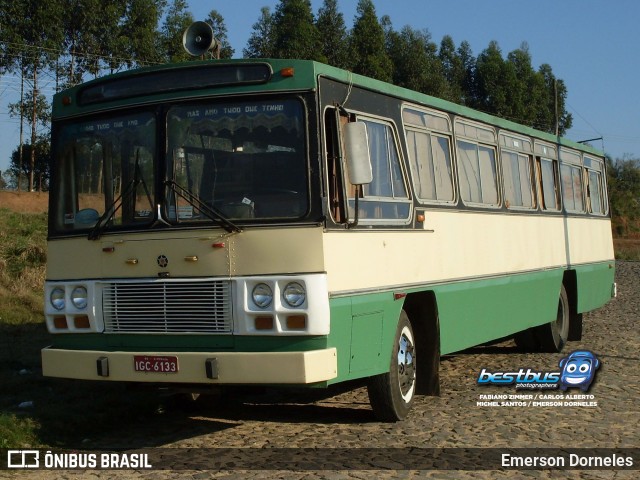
[
  {"x1": 88, "y1": 152, "x2": 152, "y2": 240},
  {"x1": 164, "y1": 180, "x2": 241, "y2": 233}
]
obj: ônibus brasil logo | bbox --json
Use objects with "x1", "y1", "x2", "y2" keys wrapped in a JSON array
[{"x1": 477, "y1": 350, "x2": 600, "y2": 391}]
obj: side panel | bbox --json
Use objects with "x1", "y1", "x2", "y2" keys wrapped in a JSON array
[
  {"x1": 433, "y1": 269, "x2": 563, "y2": 354},
  {"x1": 574, "y1": 262, "x2": 616, "y2": 313},
  {"x1": 323, "y1": 213, "x2": 613, "y2": 295}
]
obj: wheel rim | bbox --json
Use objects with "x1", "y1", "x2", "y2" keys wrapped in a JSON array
[{"x1": 397, "y1": 326, "x2": 416, "y2": 402}]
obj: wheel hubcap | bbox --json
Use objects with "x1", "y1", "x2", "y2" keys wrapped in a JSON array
[{"x1": 397, "y1": 327, "x2": 416, "y2": 402}]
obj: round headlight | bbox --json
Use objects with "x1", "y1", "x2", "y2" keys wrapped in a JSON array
[
  {"x1": 252, "y1": 283, "x2": 273, "y2": 308},
  {"x1": 283, "y1": 282, "x2": 306, "y2": 308},
  {"x1": 50, "y1": 287, "x2": 65, "y2": 311},
  {"x1": 71, "y1": 286, "x2": 88, "y2": 309}
]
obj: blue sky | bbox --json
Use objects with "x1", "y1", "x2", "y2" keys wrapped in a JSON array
[{"x1": 1, "y1": 0, "x2": 639, "y2": 177}]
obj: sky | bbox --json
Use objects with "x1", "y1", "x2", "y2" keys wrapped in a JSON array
[{"x1": 1, "y1": 0, "x2": 639, "y2": 177}]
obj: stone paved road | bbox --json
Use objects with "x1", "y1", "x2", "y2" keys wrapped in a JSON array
[{"x1": 5, "y1": 262, "x2": 639, "y2": 479}]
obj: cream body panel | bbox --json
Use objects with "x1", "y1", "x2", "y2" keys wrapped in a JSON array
[
  {"x1": 229, "y1": 226, "x2": 325, "y2": 276},
  {"x1": 565, "y1": 216, "x2": 615, "y2": 265},
  {"x1": 42, "y1": 347, "x2": 337, "y2": 384},
  {"x1": 323, "y1": 211, "x2": 613, "y2": 294},
  {"x1": 47, "y1": 227, "x2": 325, "y2": 280}
]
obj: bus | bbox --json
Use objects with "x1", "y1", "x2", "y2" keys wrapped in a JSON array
[{"x1": 42, "y1": 48, "x2": 615, "y2": 422}]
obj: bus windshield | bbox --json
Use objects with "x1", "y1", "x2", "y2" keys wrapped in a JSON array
[
  {"x1": 166, "y1": 98, "x2": 307, "y2": 223},
  {"x1": 50, "y1": 98, "x2": 308, "y2": 235},
  {"x1": 52, "y1": 112, "x2": 157, "y2": 234}
]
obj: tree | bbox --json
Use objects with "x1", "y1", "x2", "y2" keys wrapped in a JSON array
[
  {"x1": 386, "y1": 23, "x2": 448, "y2": 98},
  {"x1": 159, "y1": 0, "x2": 194, "y2": 63},
  {"x1": 473, "y1": 41, "x2": 514, "y2": 117},
  {"x1": 538, "y1": 63, "x2": 572, "y2": 136},
  {"x1": 350, "y1": 0, "x2": 392, "y2": 82},
  {"x1": 607, "y1": 156, "x2": 640, "y2": 235},
  {"x1": 1, "y1": 0, "x2": 64, "y2": 190},
  {"x1": 8, "y1": 89, "x2": 51, "y2": 191},
  {"x1": 437, "y1": 36, "x2": 480, "y2": 105},
  {"x1": 316, "y1": 0, "x2": 351, "y2": 68},
  {"x1": 244, "y1": 7, "x2": 274, "y2": 58},
  {"x1": 61, "y1": 0, "x2": 128, "y2": 80},
  {"x1": 8, "y1": 139, "x2": 51, "y2": 192},
  {"x1": 119, "y1": 0, "x2": 166, "y2": 68},
  {"x1": 270, "y1": 0, "x2": 324, "y2": 61},
  {"x1": 207, "y1": 10, "x2": 234, "y2": 59}
]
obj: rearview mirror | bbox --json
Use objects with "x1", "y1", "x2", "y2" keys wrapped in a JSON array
[{"x1": 343, "y1": 122, "x2": 372, "y2": 185}]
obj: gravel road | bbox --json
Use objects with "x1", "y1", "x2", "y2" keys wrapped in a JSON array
[{"x1": 5, "y1": 261, "x2": 639, "y2": 479}]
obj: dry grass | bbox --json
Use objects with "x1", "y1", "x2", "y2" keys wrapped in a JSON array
[
  {"x1": 613, "y1": 237, "x2": 640, "y2": 261},
  {"x1": 0, "y1": 190, "x2": 49, "y2": 214}
]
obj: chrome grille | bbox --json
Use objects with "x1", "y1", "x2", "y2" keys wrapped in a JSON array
[{"x1": 102, "y1": 280, "x2": 232, "y2": 333}]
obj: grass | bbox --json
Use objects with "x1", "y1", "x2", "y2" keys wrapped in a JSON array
[
  {"x1": 613, "y1": 237, "x2": 640, "y2": 261},
  {"x1": 0, "y1": 209, "x2": 168, "y2": 448}
]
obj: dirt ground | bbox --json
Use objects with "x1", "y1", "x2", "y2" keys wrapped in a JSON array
[{"x1": 0, "y1": 191, "x2": 49, "y2": 213}]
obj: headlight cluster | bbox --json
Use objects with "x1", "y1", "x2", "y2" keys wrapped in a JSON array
[
  {"x1": 49, "y1": 285, "x2": 88, "y2": 310},
  {"x1": 282, "y1": 282, "x2": 305, "y2": 307},
  {"x1": 71, "y1": 286, "x2": 88, "y2": 309},
  {"x1": 251, "y1": 282, "x2": 306, "y2": 309},
  {"x1": 50, "y1": 287, "x2": 65, "y2": 310}
]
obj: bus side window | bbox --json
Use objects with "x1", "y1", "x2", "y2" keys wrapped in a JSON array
[
  {"x1": 536, "y1": 157, "x2": 560, "y2": 211},
  {"x1": 456, "y1": 140, "x2": 499, "y2": 206},
  {"x1": 560, "y1": 163, "x2": 585, "y2": 213},
  {"x1": 324, "y1": 107, "x2": 348, "y2": 223},
  {"x1": 585, "y1": 168, "x2": 605, "y2": 215},
  {"x1": 502, "y1": 150, "x2": 535, "y2": 209}
]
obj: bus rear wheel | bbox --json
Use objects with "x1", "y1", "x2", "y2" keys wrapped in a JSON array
[
  {"x1": 534, "y1": 284, "x2": 570, "y2": 352},
  {"x1": 367, "y1": 310, "x2": 416, "y2": 422}
]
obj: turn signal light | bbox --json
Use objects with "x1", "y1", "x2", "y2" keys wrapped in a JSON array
[
  {"x1": 74, "y1": 316, "x2": 91, "y2": 329},
  {"x1": 280, "y1": 67, "x2": 295, "y2": 77},
  {"x1": 53, "y1": 316, "x2": 68, "y2": 329},
  {"x1": 286, "y1": 315, "x2": 306, "y2": 330},
  {"x1": 255, "y1": 316, "x2": 274, "y2": 330}
]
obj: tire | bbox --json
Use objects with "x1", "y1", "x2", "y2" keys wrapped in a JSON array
[
  {"x1": 367, "y1": 310, "x2": 416, "y2": 422},
  {"x1": 534, "y1": 284, "x2": 570, "y2": 353}
]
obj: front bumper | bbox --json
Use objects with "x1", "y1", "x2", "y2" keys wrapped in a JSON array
[{"x1": 41, "y1": 347, "x2": 337, "y2": 384}]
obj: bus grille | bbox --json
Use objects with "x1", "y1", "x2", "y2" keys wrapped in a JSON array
[{"x1": 102, "y1": 280, "x2": 232, "y2": 333}]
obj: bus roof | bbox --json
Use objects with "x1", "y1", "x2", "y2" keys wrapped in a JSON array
[{"x1": 53, "y1": 58, "x2": 603, "y2": 157}]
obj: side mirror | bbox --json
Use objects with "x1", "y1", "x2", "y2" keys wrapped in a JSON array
[{"x1": 343, "y1": 122, "x2": 372, "y2": 185}]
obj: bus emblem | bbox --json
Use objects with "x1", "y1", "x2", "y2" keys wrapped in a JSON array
[{"x1": 157, "y1": 255, "x2": 169, "y2": 268}]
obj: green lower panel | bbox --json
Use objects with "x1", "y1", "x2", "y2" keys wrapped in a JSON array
[
  {"x1": 574, "y1": 261, "x2": 616, "y2": 313},
  {"x1": 435, "y1": 269, "x2": 564, "y2": 354},
  {"x1": 326, "y1": 292, "x2": 404, "y2": 384}
]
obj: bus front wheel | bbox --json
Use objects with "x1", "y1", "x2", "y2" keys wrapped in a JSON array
[
  {"x1": 535, "y1": 284, "x2": 570, "y2": 353},
  {"x1": 367, "y1": 310, "x2": 416, "y2": 422}
]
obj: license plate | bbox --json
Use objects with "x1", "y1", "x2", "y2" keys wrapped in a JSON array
[{"x1": 134, "y1": 355, "x2": 178, "y2": 373}]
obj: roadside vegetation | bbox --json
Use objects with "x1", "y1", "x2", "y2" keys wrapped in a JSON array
[{"x1": 0, "y1": 209, "x2": 170, "y2": 448}]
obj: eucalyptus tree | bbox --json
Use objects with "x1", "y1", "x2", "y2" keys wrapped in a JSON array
[
  {"x1": 316, "y1": 0, "x2": 351, "y2": 68},
  {"x1": 350, "y1": 0, "x2": 392, "y2": 82},
  {"x1": 538, "y1": 63, "x2": 572, "y2": 136},
  {"x1": 385, "y1": 22, "x2": 447, "y2": 98},
  {"x1": 207, "y1": 10, "x2": 234, "y2": 59},
  {"x1": 244, "y1": 7, "x2": 274, "y2": 58},
  {"x1": 159, "y1": 0, "x2": 194, "y2": 63},
  {"x1": 1, "y1": 0, "x2": 64, "y2": 190},
  {"x1": 270, "y1": 0, "x2": 324, "y2": 61}
]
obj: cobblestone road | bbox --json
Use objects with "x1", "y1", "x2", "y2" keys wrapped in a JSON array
[{"x1": 6, "y1": 262, "x2": 639, "y2": 479}]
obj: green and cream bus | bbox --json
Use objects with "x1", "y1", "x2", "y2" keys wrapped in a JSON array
[{"x1": 42, "y1": 54, "x2": 615, "y2": 421}]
